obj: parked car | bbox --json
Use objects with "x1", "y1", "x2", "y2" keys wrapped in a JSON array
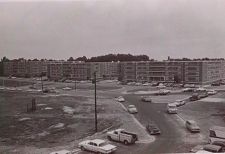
[
  {"x1": 135, "y1": 82, "x2": 142, "y2": 86},
  {"x1": 182, "y1": 88, "x2": 194, "y2": 92},
  {"x1": 141, "y1": 96, "x2": 152, "y2": 102},
  {"x1": 185, "y1": 120, "x2": 200, "y2": 133},
  {"x1": 207, "y1": 89, "x2": 217, "y2": 95},
  {"x1": 143, "y1": 82, "x2": 151, "y2": 86},
  {"x1": 184, "y1": 84, "x2": 196, "y2": 88},
  {"x1": 172, "y1": 100, "x2": 186, "y2": 107},
  {"x1": 156, "y1": 83, "x2": 166, "y2": 88},
  {"x1": 211, "y1": 82, "x2": 220, "y2": 86},
  {"x1": 195, "y1": 87, "x2": 207, "y2": 92},
  {"x1": 62, "y1": 87, "x2": 72, "y2": 90},
  {"x1": 203, "y1": 144, "x2": 222, "y2": 153},
  {"x1": 167, "y1": 103, "x2": 177, "y2": 114},
  {"x1": 78, "y1": 139, "x2": 117, "y2": 154},
  {"x1": 189, "y1": 93, "x2": 200, "y2": 101},
  {"x1": 115, "y1": 96, "x2": 125, "y2": 102},
  {"x1": 198, "y1": 92, "x2": 208, "y2": 99},
  {"x1": 107, "y1": 129, "x2": 138, "y2": 145},
  {"x1": 146, "y1": 123, "x2": 161, "y2": 135},
  {"x1": 127, "y1": 105, "x2": 138, "y2": 114},
  {"x1": 156, "y1": 89, "x2": 171, "y2": 95},
  {"x1": 151, "y1": 82, "x2": 159, "y2": 86}
]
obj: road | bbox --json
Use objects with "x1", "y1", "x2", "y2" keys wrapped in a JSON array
[{"x1": 123, "y1": 94, "x2": 183, "y2": 153}]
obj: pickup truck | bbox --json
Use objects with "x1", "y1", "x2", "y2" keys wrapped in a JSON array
[
  {"x1": 78, "y1": 139, "x2": 117, "y2": 154},
  {"x1": 107, "y1": 129, "x2": 138, "y2": 145}
]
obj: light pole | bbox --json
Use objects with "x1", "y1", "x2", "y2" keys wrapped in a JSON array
[
  {"x1": 94, "y1": 71, "x2": 97, "y2": 132},
  {"x1": 74, "y1": 80, "x2": 77, "y2": 91},
  {"x1": 41, "y1": 72, "x2": 44, "y2": 92}
]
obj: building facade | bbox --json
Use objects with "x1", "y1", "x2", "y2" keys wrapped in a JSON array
[
  {"x1": 4, "y1": 59, "x2": 225, "y2": 84},
  {"x1": 3, "y1": 59, "x2": 48, "y2": 77}
]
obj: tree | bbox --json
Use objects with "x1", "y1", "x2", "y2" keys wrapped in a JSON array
[
  {"x1": 75, "y1": 56, "x2": 87, "y2": 62},
  {"x1": 67, "y1": 57, "x2": 74, "y2": 61},
  {"x1": 0, "y1": 56, "x2": 10, "y2": 76}
]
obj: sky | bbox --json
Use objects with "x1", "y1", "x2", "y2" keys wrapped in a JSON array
[{"x1": 1, "y1": 0, "x2": 225, "y2": 60}]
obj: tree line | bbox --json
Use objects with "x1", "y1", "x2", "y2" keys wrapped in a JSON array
[{"x1": 68, "y1": 54, "x2": 151, "y2": 62}]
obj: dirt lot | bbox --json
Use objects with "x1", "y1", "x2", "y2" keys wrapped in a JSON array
[{"x1": 0, "y1": 90, "x2": 122, "y2": 152}]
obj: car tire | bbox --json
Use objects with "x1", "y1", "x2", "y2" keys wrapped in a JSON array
[{"x1": 124, "y1": 140, "x2": 129, "y2": 145}]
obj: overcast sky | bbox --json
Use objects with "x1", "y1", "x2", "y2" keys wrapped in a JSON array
[{"x1": 1, "y1": 0, "x2": 225, "y2": 60}]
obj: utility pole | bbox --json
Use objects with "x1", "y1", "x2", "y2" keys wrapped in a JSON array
[
  {"x1": 74, "y1": 80, "x2": 76, "y2": 91},
  {"x1": 94, "y1": 71, "x2": 97, "y2": 132},
  {"x1": 41, "y1": 73, "x2": 43, "y2": 92}
]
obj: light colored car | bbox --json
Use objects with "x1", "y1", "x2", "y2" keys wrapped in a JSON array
[
  {"x1": 167, "y1": 103, "x2": 177, "y2": 114},
  {"x1": 115, "y1": 96, "x2": 125, "y2": 102},
  {"x1": 185, "y1": 120, "x2": 200, "y2": 133},
  {"x1": 78, "y1": 139, "x2": 117, "y2": 154},
  {"x1": 107, "y1": 129, "x2": 138, "y2": 145},
  {"x1": 156, "y1": 89, "x2": 171, "y2": 95},
  {"x1": 141, "y1": 96, "x2": 152, "y2": 102},
  {"x1": 156, "y1": 83, "x2": 166, "y2": 88},
  {"x1": 62, "y1": 87, "x2": 72, "y2": 90},
  {"x1": 142, "y1": 82, "x2": 150, "y2": 86},
  {"x1": 127, "y1": 105, "x2": 138, "y2": 114},
  {"x1": 172, "y1": 100, "x2": 186, "y2": 107},
  {"x1": 135, "y1": 82, "x2": 142, "y2": 86},
  {"x1": 195, "y1": 87, "x2": 206, "y2": 92},
  {"x1": 207, "y1": 89, "x2": 217, "y2": 95},
  {"x1": 182, "y1": 88, "x2": 194, "y2": 92}
]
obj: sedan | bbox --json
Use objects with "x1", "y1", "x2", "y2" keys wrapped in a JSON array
[
  {"x1": 173, "y1": 100, "x2": 186, "y2": 107},
  {"x1": 127, "y1": 105, "x2": 138, "y2": 114},
  {"x1": 185, "y1": 120, "x2": 200, "y2": 133},
  {"x1": 146, "y1": 123, "x2": 161, "y2": 135},
  {"x1": 115, "y1": 96, "x2": 125, "y2": 102},
  {"x1": 141, "y1": 96, "x2": 152, "y2": 102},
  {"x1": 78, "y1": 139, "x2": 117, "y2": 154},
  {"x1": 207, "y1": 90, "x2": 217, "y2": 95}
]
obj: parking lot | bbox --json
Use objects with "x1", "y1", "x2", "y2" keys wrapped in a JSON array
[{"x1": 0, "y1": 77, "x2": 225, "y2": 153}]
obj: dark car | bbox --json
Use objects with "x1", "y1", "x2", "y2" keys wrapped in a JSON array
[
  {"x1": 189, "y1": 93, "x2": 200, "y2": 101},
  {"x1": 146, "y1": 123, "x2": 161, "y2": 135}
]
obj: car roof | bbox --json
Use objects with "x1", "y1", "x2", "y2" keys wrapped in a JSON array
[
  {"x1": 114, "y1": 128, "x2": 125, "y2": 132},
  {"x1": 91, "y1": 139, "x2": 105, "y2": 145},
  {"x1": 128, "y1": 105, "x2": 135, "y2": 107},
  {"x1": 187, "y1": 120, "x2": 196, "y2": 124},
  {"x1": 168, "y1": 103, "x2": 176, "y2": 107}
]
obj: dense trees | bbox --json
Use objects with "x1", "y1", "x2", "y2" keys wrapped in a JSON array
[{"x1": 74, "y1": 54, "x2": 149, "y2": 62}]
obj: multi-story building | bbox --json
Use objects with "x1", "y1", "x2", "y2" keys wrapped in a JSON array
[
  {"x1": 4, "y1": 59, "x2": 225, "y2": 85},
  {"x1": 47, "y1": 61, "x2": 64, "y2": 80},
  {"x1": 120, "y1": 60, "x2": 225, "y2": 84},
  {"x1": 70, "y1": 62, "x2": 88, "y2": 81},
  {"x1": 120, "y1": 62, "x2": 137, "y2": 83},
  {"x1": 3, "y1": 59, "x2": 48, "y2": 77}
]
